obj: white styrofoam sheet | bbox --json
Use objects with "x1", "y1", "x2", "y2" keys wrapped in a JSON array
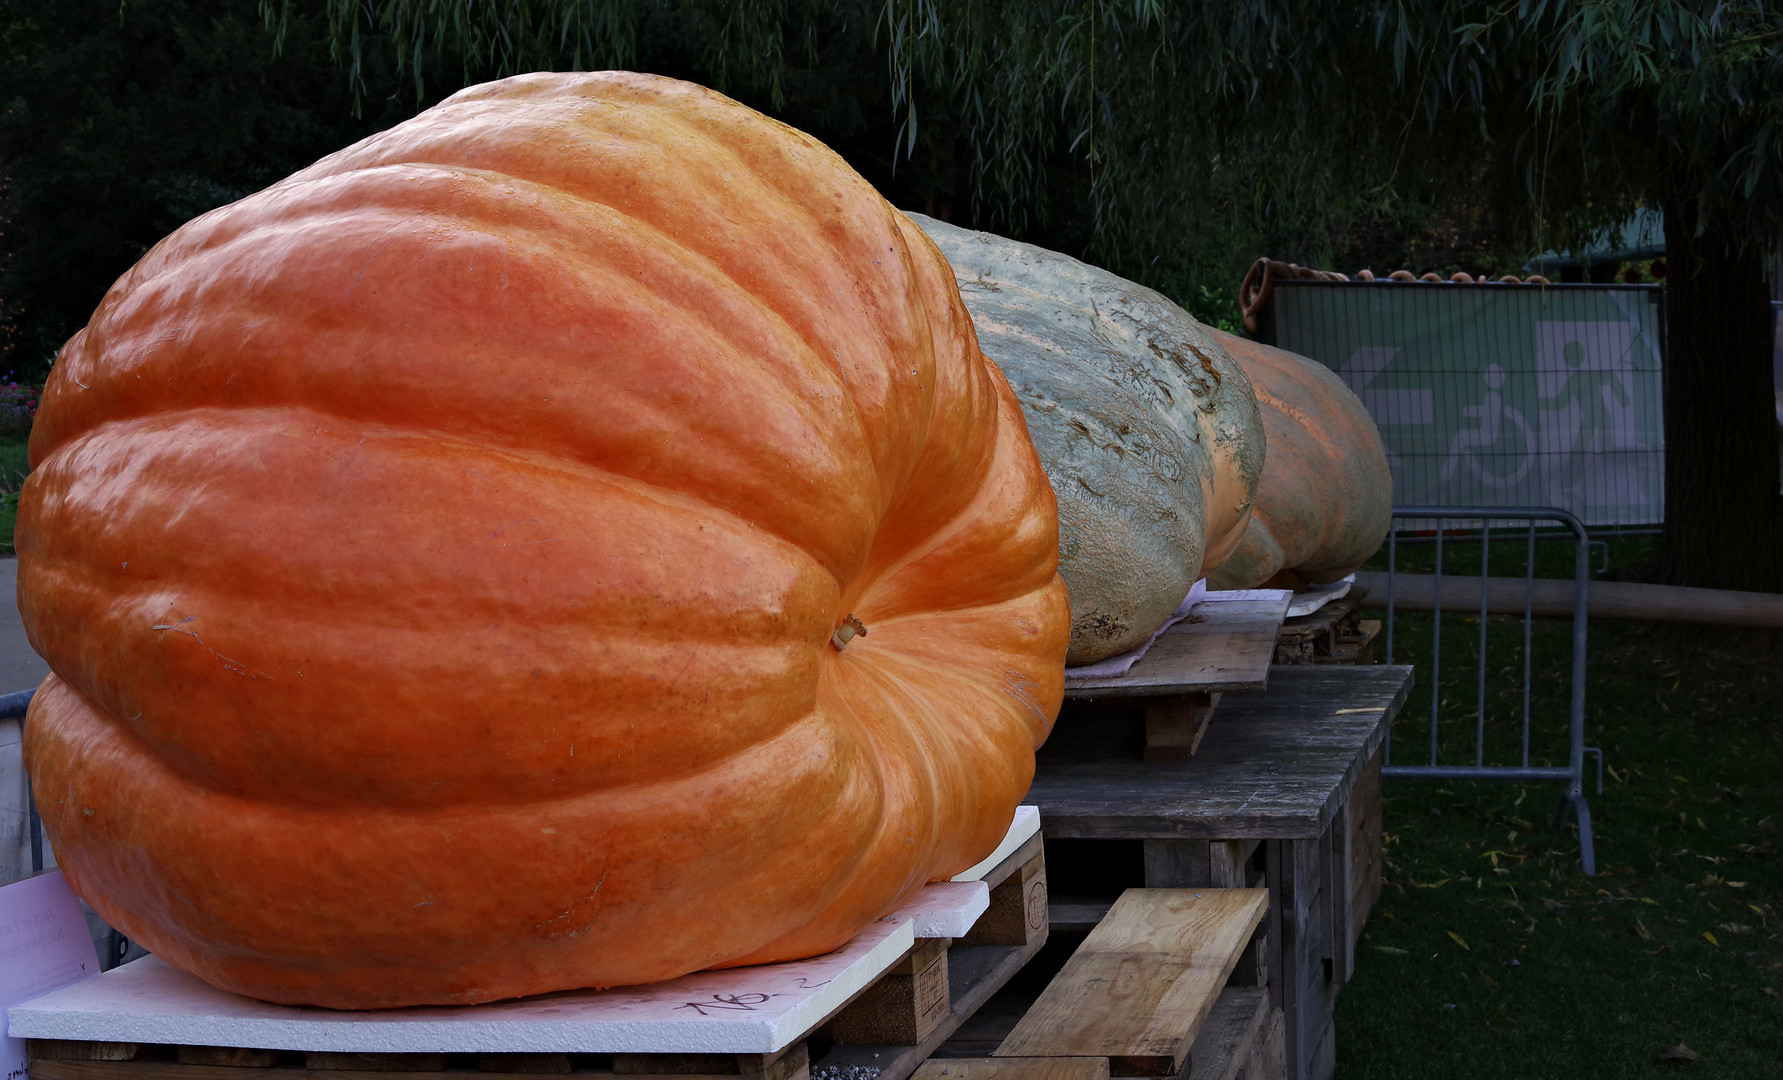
[
  {"x1": 951, "y1": 805, "x2": 1039, "y2": 882},
  {"x1": 5, "y1": 807, "x2": 1039, "y2": 1054},
  {"x1": 1285, "y1": 575, "x2": 1354, "y2": 618},
  {"x1": 7, "y1": 918, "x2": 913, "y2": 1055},
  {"x1": 890, "y1": 881, "x2": 987, "y2": 938}
]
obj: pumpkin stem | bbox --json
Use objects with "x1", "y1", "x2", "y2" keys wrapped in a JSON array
[{"x1": 830, "y1": 614, "x2": 868, "y2": 651}]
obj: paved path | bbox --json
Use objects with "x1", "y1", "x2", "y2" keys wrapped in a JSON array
[{"x1": 0, "y1": 557, "x2": 49, "y2": 694}]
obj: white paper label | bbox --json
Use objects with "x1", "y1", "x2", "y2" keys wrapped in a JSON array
[{"x1": 2, "y1": 870, "x2": 100, "y2": 1080}]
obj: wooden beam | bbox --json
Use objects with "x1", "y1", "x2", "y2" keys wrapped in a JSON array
[
  {"x1": 1142, "y1": 693, "x2": 1220, "y2": 762},
  {"x1": 912, "y1": 1059, "x2": 1109, "y2": 1080},
  {"x1": 1352, "y1": 570, "x2": 1783, "y2": 629}
]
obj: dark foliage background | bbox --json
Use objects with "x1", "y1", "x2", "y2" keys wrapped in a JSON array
[{"x1": 0, "y1": 0, "x2": 1567, "y2": 384}]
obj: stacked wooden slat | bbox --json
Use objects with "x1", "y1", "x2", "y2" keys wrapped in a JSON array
[
  {"x1": 925, "y1": 889, "x2": 1282, "y2": 1080},
  {"x1": 1272, "y1": 592, "x2": 1379, "y2": 667},
  {"x1": 1028, "y1": 665, "x2": 1408, "y2": 1080}
]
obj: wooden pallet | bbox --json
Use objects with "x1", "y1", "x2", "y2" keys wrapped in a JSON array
[
  {"x1": 996, "y1": 889, "x2": 1265, "y2": 1078},
  {"x1": 1062, "y1": 592, "x2": 1291, "y2": 761},
  {"x1": 927, "y1": 890, "x2": 1279, "y2": 1080},
  {"x1": 809, "y1": 833, "x2": 1049, "y2": 1080},
  {"x1": 24, "y1": 838, "x2": 1049, "y2": 1080},
  {"x1": 1272, "y1": 592, "x2": 1378, "y2": 666},
  {"x1": 27, "y1": 1039, "x2": 816, "y2": 1080}
]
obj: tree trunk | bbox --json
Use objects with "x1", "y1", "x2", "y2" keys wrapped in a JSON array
[{"x1": 1659, "y1": 196, "x2": 1783, "y2": 592}]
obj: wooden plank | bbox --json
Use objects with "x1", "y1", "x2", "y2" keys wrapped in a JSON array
[
  {"x1": 1209, "y1": 841, "x2": 1257, "y2": 890},
  {"x1": 958, "y1": 851, "x2": 1047, "y2": 949},
  {"x1": 1274, "y1": 594, "x2": 1362, "y2": 647},
  {"x1": 1141, "y1": 693, "x2": 1220, "y2": 762},
  {"x1": 1282, "y1": 839, "x2": 1331, "y2": 1080},
  {"x1": 1303, "y1": 1018, "x2": 1334, "y2": 1080},
  {"x1": 830, "y1": 940, "x2": 952, "y2": 1046},
  {"x1": 27, "y1": 1064, "x2": 617, "y2": 1080},
  {"x1": 912, "y1": 1059, "x2": 1109, "y2": 1080},
  {"x1": 1033, "y1": 666, "x2": 1412, "y2": 840},
  {"x1": 1322, "y1": 620, "x2": 1379, "y2": 665},
  {"x1": 1141, "y1": 840, "x2": 1209, "y2": 888},
  {"x1": 1064, "y1": 594, "x2": 1291, "y2": 699},
  {"x1": 995, "y1": 889, "x2": 1268, "y2": 1076},
  {"x1": 1228, "y1": 924, "x2": 1268, "y2": 991},
  {"x1": 1184, "y1": 988, "x2": 1269, "y2": 1080},
  {"x1": 30, "y1": 1044, "x2": 143, "y2": 1063},
  {"x1": 305, "y1": 1057, "x2": 443, "y2": 1073},
  {"x1": 810, "y1": 937, "x2": 1049, "y2": 1080},
  {"x1": 177, "y1": 1048, "x2": 278, "y2": 1068},
  {"x1": 476, "y1": 1056, "x2": 569, "y2": 1074},
  {"x1": 980, "y1": 832, "x2": 1045, "y2": 892},
  {"x1": 1250, "y1": 1010, "x2": 1286, "y2": 1080},
  {"x1": 1263, "y1": 844, "x2": 1284, "y2": 1016},
  {"x1": 1046, "y1": 901, "x2": 1114, "y2": 934},
  {"x1": 1348, "y1": 750, "x2": 1384, "y2": 949},
  {"x1": 1328, "y1": 803, "x2": 1353, "y2": 988}
]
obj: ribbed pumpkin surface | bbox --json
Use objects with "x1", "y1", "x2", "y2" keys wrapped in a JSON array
[
  {"x1": 20, "y1": 72, "x2": 1069, "y2": 1009},
  {"x1": 1203, "y1": 330, "x2": 1391, "y2": 590},
  {"x1": 909, "y1": 215, "x2": 1263, "y2": 664}
]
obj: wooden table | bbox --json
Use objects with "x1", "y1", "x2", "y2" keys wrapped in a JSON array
[{"x1": 1029, "y1": 664, "x2": 1413, "y2": 1080}]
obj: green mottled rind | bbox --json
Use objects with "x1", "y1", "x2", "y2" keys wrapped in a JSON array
[{"x1": 910, "y1": 215, "x2": 1264, "y2": 664}]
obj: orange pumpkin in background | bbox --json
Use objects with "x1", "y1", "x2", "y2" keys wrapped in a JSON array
[
  {"x1": 19, "y1": 72, "x2": 1069, "y2": 1009},
  {"x1": 1202, "y1": 330, "x2": 1392, "y2": 591}
]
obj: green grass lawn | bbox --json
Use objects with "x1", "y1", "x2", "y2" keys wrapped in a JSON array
[{"x1": 1337, "y1": 538, "x2": 1783, "y2": 1077}]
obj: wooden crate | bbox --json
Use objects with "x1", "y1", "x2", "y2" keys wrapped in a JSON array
[{"x1": 1026, "y1": 665, "x2": 1410, "y2": 1080}]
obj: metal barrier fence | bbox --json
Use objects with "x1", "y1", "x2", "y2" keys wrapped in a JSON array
[
  {"x1": 1, "y1": 687, "x2": 39, "y2": 877},
  {"x1": 1269, "y1": 280, "x2": 1665, "y2": 529},
  {"x1": 1378, "y1": 506, "x2": 1598, "y2": 875}
]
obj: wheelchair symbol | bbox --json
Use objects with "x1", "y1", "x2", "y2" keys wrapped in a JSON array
[{"x1": 1441, "y1": 364, "x2": 1535, "y2": 489}]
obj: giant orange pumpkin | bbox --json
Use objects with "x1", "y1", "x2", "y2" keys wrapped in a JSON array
[
  {"x1": 19, "y1": 72, "x2": 1069, "y2": 1009},
  {"x1": 1202, "y1": 330, "x2": 1391, "y2": 590}
]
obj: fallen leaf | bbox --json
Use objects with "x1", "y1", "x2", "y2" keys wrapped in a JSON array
[
  {"x1": 1446, "y1": 931, "x2": 1470, "y2": 951},
  {"x1": 1702, "y1": 931, "x2": 1720, "y2": 947},
  {"x1": 1657, "y1": 1043, "x2": 1701, "y2": 1062},
  {"x1": 1641, "y1": 897, "x2": 1660, "y2": 906},
  {"x1": 1415, "y1": 878, "x2": 1452, "y2": 889},
  {"x1": 1635, "y1": 920, "x2": 1652, "y2": 941},
  {"x1": 1374, "y1": 945, "x2": 1409, "y2": 955},
  {"x1": 1761, "y1": 988, "x2": 1780, "y2": 1000}
]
